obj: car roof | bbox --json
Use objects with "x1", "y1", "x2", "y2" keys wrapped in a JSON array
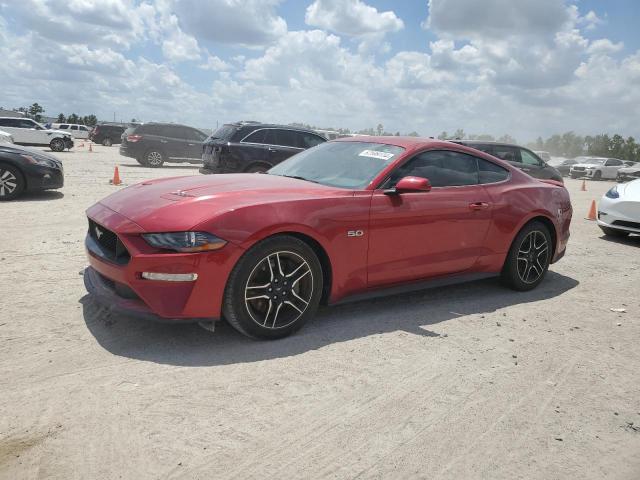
[
  {"x1": 454, "y1": 140, "x2": 528, "y2": 149},
  {"x1": 225, "y1": 122, "x2": 321, "y2": 134},
  {"x1": 334, "y1": 135, "x2": 455, "y2": 149}
]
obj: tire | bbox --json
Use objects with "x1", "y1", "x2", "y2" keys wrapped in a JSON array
[
  {"x1": 102, "y1": 137, "x2": 113, "y2": 147},
  {"x1": 223, "y1": 235, "x2": 323, "y2": 339},
  {"x1": 145, "y1": 150, "x2": 165, "y2": 168},
  {"x1": 593, "y1": 170, "x2": 602, "y2": 180},
  {"x1": 501, "y1": 221, "x2": 552, "y2": 291},
  {"x1": 600, "y1": 226, "x2": 629, "y2": 237},
  {"x1": 136, "y1": 157, "x2": 147, "y2": 166},
  {"x1": 0, "y1": 163, "x2": 26, "y2": 201},
  {"x1": 50, "y1": 138, "x2": 65, "y2": 152},
  {"x1": 244, "y1": 164, "x2": 270, "y2": 173}
]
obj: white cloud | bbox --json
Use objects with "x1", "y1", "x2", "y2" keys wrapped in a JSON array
[
  {"x1": 199, "y1": 54, "x2": 231, "y2": 71},
  {"x1": 305, "y1": 0, "x2": 403, "y2": 37},
  {"x1": 587, "y1": 38, "x2": 623, "y2": 56},
  {"x1": 173, "y1": 0, "x2": 287, "y2": 47}
]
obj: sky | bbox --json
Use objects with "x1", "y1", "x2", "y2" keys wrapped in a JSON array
[{"x1": 1, "y1": 0, "x2": 639, "y2": 141}]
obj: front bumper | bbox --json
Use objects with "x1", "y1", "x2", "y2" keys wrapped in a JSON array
[
  {"x1": 25, "y1": 164, "x2": 64, "y2": 191},
  {"x1": 84, "y1": 204, "x2": 245, "y2": 321},
  {"x1": 64, "y1": 137, "x2": 74, "y2": 149},
  {"x1": 597, "y1": 196, "x2": 640, "y2": 234}
]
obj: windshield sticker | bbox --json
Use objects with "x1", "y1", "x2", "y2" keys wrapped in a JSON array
[{"x1": 358, "y1": 150, "x2": 395, "y2": 160}]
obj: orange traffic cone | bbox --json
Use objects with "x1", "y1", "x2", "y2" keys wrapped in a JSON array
[
  {"x1": 89, "y1": 143, "x2": 93, "y2": 153},
  {"x1": 110, "y1": 166, "x2": 122, "y2": 185},
  {"x1": 585, "y1": 200, "x2": 597, "y2": 220},
  {"x1": 580, "y1": 179, "x2": 586, "y2": 191}
]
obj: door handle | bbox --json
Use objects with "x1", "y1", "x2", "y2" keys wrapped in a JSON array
[
  {"x1": 160, "y1": 140, "x2": 168, "y2": 143},
  {"x1": 268, "y1": 147, "x2": 277, "y2": 152},
  {"x1": 469, "y1": 202, "x2": 490, "y2": 210}
]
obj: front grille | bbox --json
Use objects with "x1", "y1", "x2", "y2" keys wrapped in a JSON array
[
  {"x1": 572, "y1": 167, "x2": 585, "y2": 171},
  {"x1": 88, "y1": 219, "x2": 130, "y2": 264},
  {"x1": 612, "y1": 220, "x2": 640, "y2": 230}
]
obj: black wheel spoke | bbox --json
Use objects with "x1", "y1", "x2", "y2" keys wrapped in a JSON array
[
  {"x1": 244, "y1": 250, "x2": 314, "y2": 329},
  {"x1": 516, "y1": 230, "x2": 548, "y2": 285}
]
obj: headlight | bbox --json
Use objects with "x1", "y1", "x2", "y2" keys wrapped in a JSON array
[
  {"x1": 585, "y1": 166, "x2": 595, "y2": 170},
  {"x1": 142, "y1": 231, "x2": 227, "y2": 252},
  {"x1": 20, "y1": 154, "x2": 58, "y2": 168},
  {"x1": 605, "y1": 186, "x2": 619, "y2": 199}
]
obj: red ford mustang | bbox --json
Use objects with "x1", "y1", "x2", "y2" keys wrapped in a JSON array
[{"x1": 84, "y1": 137, "x2": 572, "y2": 339}]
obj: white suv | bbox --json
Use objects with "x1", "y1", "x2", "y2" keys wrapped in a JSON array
[
  {"x1": 569, "y1": 156, "x2": 625, "y2": 180},
  {"x1": 51, "y1": 123, "x2": 92, "y2": 139},
  {"x1": 0, "y1": 117, "x2": 73, "y2": 152}
]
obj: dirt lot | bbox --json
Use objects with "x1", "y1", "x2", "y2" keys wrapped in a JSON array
[{"x1": 1, "y1": 143, "x2": 639, "y2": 479}]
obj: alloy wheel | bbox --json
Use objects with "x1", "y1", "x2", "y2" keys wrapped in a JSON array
[
  {"x1": 147, "y1": 151, "x2": 163, "y2": 166},
  {"x1": 0, "y1": 168, "x2": 18, "y2": 197},
  {"x1": 244, "y1": 251, "x2": 313, "y2": 329},
  {"x1": 516, "y1": 230, "x2": 549, "y2": 284}
]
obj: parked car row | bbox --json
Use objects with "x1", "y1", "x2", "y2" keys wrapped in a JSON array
[{"x1": 0, "y1": 143, "x2": 64, "y2": 200}]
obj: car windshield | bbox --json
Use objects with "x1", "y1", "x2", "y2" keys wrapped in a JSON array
[{"x1": 268, "y1": 141, "x2": 405, "y2": 189}]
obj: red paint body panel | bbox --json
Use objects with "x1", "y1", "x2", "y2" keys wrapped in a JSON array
[{"x1": 84, "y1": 138, "x2": 572, "y2": 321}]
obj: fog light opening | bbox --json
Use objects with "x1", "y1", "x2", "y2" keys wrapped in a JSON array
[{"x1": 141, "y1": 272, "x2": 198, "y2": 282}]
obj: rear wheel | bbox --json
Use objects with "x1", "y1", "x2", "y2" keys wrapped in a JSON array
[
  {"x1": 50, "y1": 138, "x2": 65, "y2": 152},
  {"x1": 145, "y1": 150, "x2": 165, "y2": 168},
  {"x1": 223, "y1": 235, "x2": 323, "y2": 339},
  {"x1": 0, "y1": 164, "x2": 25, "y2": 200},
  {"x1": 600, "y1": 226, "x2": 629, "y2": 237},
  {"x1": 102, "y1": 137, "x2": 113, "y2": 147},
  {"x1": 502, "y1": 221, "x2": 552, "y2": 291}
]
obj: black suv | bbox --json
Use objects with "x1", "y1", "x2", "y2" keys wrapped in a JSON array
[
  {"x1": 200, "y1": 122, "x2": 326, "y2": 174},
  {"x1": 89, "y1": 124, "x2": 126, "y2": 146},
  {"x1": 454, "y1": 141, "x2": 563, "y2": 183},
  {"x1": 119, "y1": 123, "x2": 208, "y2": 167}
]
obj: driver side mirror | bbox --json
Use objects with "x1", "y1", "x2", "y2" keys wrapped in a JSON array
[{"x1": 385, "y1": 176, "x2": 431, "y2": 195}]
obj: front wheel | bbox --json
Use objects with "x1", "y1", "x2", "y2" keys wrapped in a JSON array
[
  {"x1": 145, "y1": 150, "x2": 165, "y2": 168},
  {"x1": 102, "y1": 137, "x2": 113, "y2": 147},
  {"x1": 600, "y1": 226, "x2": 629, "y2": 237},
  {"x1": 502, "y1": 221, "x2": 552, "y2": 291},
  {"x1": 50, "y1": 138, "x2": 65, "y2": 152},
  {"x1": 593, "y1": 170, "x2": 602, "y2": 180},
  {"x1": 223, "y1": 235, "x2": 323, "y2": 339},
  {"x1": 0, "y1": 164, "x2": 25, "y2": 200}
]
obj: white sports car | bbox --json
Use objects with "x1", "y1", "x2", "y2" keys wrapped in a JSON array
[{"x1": 598, "y1": 179, "x2": 640, "y2": 237}]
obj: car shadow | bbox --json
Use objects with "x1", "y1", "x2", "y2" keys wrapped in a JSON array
[
  {"x1": 598, "y1": 234, "x2": 640, "y2": 246},
  {"x1": 13, "y1": 191, "x2": 64, "y2": 202},
  {"x1": 120, "y1": 163, "x2": 202, "y2": 170},
  {"x1": 81, "y1": 271, "x2": 579, "y2": 367}
]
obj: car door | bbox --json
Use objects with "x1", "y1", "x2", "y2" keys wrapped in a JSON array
[
  {"x1": 518, "y1": 148, "x2": 547, "y2": 179},
  {"x1": 367, "y1": 150, "x2": 493, "y2": 287},
  {"x1": 264, "y1": 129, "x2": 303, "y2": 166},
  {"x1": 604, "y1": 159, "x2": 623, "y2": 179},
  {"x1": 0, "y1": 119, "x2": 23, "y2": 142},
  {"x1": 182, "y1": 127, "x2": 208, "y2": 159},
  {"x1": 18, "y1": 119, "x2": 45, "y2": 144}
]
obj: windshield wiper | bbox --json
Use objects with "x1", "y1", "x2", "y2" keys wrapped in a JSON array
[{"x1": 276, "y1": 174, "x2": 319, "y2": 184}]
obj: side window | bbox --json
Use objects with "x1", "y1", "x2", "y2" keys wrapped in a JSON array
[
  {"x1": 243, "y1": 129, "x2": 267, "y2": 144},
  {"x1": 478, "y1": 158, "x2": 509, "y2": 184},
  {"x1": 274, "y1": 129, "x2": 298, "y2": 148},
  {"x1": 520, "y1": 149, "x2": 542, "y2": 166},
  {"x1": 297, "y1": 132, "x2": 325, "y2": 149},
  {"x1": 59, "y1": 125, "x2": 69, "y2": 129},
  {"x1": 387, "y1": 150, "x2": 479, "y2": 188},
  {"x1": 17, "y1": 119, "x2": 37, "y2": 129},
  {"x1": 492, "y1": 146, "x2": 520, "y2": 163},
  {"x1": 0, "y1": 119, "x2": 10, "y2": 127},
  {"x1": 606, "y1": 159, "x2": 622, "y2": 166},
  {"x1": 71, "y1": 125, "x2": 79, "y2": 131},
  {"x1": 263, "y1": 129, "x2": 277, "y2": 145}
]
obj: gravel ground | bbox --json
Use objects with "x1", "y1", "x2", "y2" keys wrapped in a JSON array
[{"x1": 1, "y1": 143, "x2": 639, "y2": 480}]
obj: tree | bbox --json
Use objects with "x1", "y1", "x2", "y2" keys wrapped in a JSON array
[
  {"x1": 67, "y1": 113, "x2": 79, "y2": 124},
  {"x1": 453, "y1": 128, "x2": 465, "y2": 139},
  {"x1": 498, "y1": 134, "x2": 516, "y2": 144},
  {"x1": 56, "y1": 113, "x2": 66, "y2": 122},
  {"x1": 376, "y1": 123, "x2": 384, "y2": 136},
  {"x1": 407, "y1": 131, "x2": 420, "y2": 137},
  {"x1": 28, "y1": 103, "x2": 45, "y2": 122},
  {"x1": 83, "y1": 115, "x2": 97, "y2": 126},
  {"x1": 437, "y1": 131, "x2": 448, "y2": 140}
]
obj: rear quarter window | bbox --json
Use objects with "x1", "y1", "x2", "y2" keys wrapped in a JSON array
[{"x1": 478, "y1": 158, "x2": 509, "y2": 184}]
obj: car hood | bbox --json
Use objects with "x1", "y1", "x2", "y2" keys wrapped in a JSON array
[
  {"x1": 96, "y1": 173, "x2": 349, "y2": 231},
  {"x1": 619, "y1": 179, "x2": 640, "y2": 198},
  {"x1": 0, "y1": 143, "x2": 59, "y2": 159}
]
